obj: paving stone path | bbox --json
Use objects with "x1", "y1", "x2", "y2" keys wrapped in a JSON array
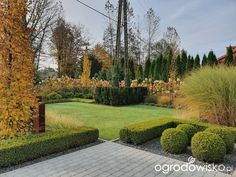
[{"x1": 0, "y1": 142, "x2": 232, "y2": 177}]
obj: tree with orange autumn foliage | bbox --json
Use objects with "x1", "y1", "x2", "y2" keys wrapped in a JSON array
[
  {"x1": 81, "y1": 50, "x2": 91, "y2": 87},
  {"x1": 93, "y1": 44, "x2": 112, "y2": 70},
  {"x1": 0, "y1": 0, "x2": 37, "y2": 139}
]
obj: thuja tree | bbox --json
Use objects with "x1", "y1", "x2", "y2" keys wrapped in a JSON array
[
  {"x1": 0, "y1": 0, "x2": 37, "y2": 138},
  {"x1": 81, "y1": 51, "x2": 91, "y2": 87}
]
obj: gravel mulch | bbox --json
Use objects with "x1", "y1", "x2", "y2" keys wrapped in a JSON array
[
  {"x1": 116, "y1": 139, "x2": 236, "y2": 175},
  {"x1": 0, "y1": 140, "x2": 104, "y2": 174}
]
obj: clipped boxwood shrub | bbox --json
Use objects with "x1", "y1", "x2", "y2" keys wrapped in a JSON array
[
  {"x1": 45, "y1": 92, "x2": 62, "y2": 101},
  {"x1": 161, "y1": 128, "x2": 188, "y2": 154},
  {"x1": 95, "y1": 87, "x2": 148, "y2": 106},
  {"x1": 205, "y1": 127, "x2": 235, "y2": 154},
  {"x1": 0, "y1": 127, "x2": 99, "y2": 167},
  {"x1": 120, "y1": 118, "x2": 236, "y2": 145},
  {"x1": 176, "y1": 124, "x2": 198, "y2": 144},
  {"x1": 191, "y1": 132, "x2": 226, "y2": 163}
]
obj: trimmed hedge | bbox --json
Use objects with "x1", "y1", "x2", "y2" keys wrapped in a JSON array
[
  {"x1": 95, "y1": 87, "x2": 148, "y2": 106},
  {"x1": 0, "y1": 127, "x2": 99, "y2": 167},
  {"x1": 191, "y1": 132, "x2": 226, "y2": 163},
  {"x1": 206, "y1": 127, "x2": 235, "y2": 154},
  {"x1": 161, "y1": 128, "x2": 188, "y2": 154},
  {"x1": 43, "y1": 88, "x2": 94, "y2": 101},
  {"x1": 120, "y1": 118, "x2": 236, "y2": 145}
]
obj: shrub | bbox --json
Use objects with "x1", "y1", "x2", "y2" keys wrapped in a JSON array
[
  {"x1": 158, "y1": 95, "x2": 171, "y2": 106},
  {"x1": 145, "y1": 94, "x2": 158, "y2": 104},
  {"x1": 120, "y1": 118, "x2": 236, "y2": 145},
  {"x1": 191, "y1": 132, "x2": 226, "y2": 163},
  {"x1": 180, "y1": 66, "x2": 236, "y2": 127},
  {"x1": 95, "y1": 87, "x2": 148, "y2": 106},
  {"x1": 176, "y1": 124, "x2": 198, "y2": 144},
  {"x1": 0, "y1": 127, "x2": 99, "y2": 167},
  {"x1": 45, "y1": 92, "x2": 62, "y2": 100},
  {"x1": 206, "y1": 127, "x2": 235, "y2": 154},
  {"x1": 161, "y1": 128, "x2": 188, "y2": 154}
]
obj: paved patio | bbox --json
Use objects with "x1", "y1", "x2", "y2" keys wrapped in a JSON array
[{"x1": 0, "y1": 142, "x2": 232, "y2": 177}]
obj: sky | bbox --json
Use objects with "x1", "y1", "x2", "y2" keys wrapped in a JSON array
[{"x1": 60, "y1": 0, "x2": 236, "y2": 58}]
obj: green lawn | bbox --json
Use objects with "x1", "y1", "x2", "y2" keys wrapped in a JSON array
[{"x1": 46, "y1": 103, "x2": 178, "y2": 140}]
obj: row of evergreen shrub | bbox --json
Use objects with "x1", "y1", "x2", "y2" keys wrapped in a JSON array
[
  {"x1": 0, "y1": 127, "x2": 99, "y2": 167},
  {"x1": 43, "y1": 87, "x2": 94, "y2": 101},
  {"x1": 95, "y1": 87, "x2": 148, "y2": 106}
]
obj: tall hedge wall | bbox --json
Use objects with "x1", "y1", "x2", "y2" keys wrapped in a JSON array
[{"x1": 95, "y1": 87, "x2": 148, "y2": 106}]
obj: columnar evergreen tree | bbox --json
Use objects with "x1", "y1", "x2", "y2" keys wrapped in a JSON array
[
  {"x1": 186, "y1": 55, "x2": 193, "y2": 72},
  {"x1": 144, "y1": 58, "x2": 151, "y2": 78},
  {"x1": 176, "y1": 55, "x2": 182, "y2": 77},
  {"x1": 161, "y1": 58, "x2": 168, "y2": 82},
  {"x1": 202, "y1": 54, "x2": 208, "y2": 66},
  {"x1": 181, "y1": 50, "x2": 188, "y2": 75},
  {"x1": 136, "y1": 64, "x2": 143, "y2": 81},
  {"x1": 207, "y1": 51, "x2": 217, "y2": 66},
  {"x1": 150, "y1": 59, "x2": 156, "y2": 79},
  {"x1": 154, "y1": 54, "x2": 163, "y2": 80},
  {"x1": 0, "y1": 1, "x2": 37, "y2": 138},
  {"x1": 224, "y1": 46, "x2": 234, "y2": 66},
  {"x1": 129, "y1": 59, "x2": 135, "y2": 80},
  {"x1": 194, "y1": 54, "x2": 201, "y2": 69}
]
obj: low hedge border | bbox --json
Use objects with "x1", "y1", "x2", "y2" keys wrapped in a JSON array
[
  {"x1": 0, "y1": 127, "x2": 99, "y2": 167},
  {"x1": 120, "y1": 118, "x2": 236, "y2": 145},
  {"x1": 44, "y1": 98, "x2": 95, "y2": 104}
]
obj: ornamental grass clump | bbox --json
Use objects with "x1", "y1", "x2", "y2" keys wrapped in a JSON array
[{"x1": 180, "y1": 66, "x2": 236, "y2": 127}]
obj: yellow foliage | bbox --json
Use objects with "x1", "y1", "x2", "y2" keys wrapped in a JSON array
[
  {"x1": 94, "y1": 44, "x2": 112, "y2": 70},
  {"x1": 81, "y1": 51, "x2": 91, "y2": 87},
  {"x1": 0, "y1": 1, "x2": 37, "y2": 139}
]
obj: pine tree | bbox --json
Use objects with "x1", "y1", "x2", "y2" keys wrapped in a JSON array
[
  {"x1": 207, "y1": 51, "x2": 217, "y2": 66},
  {"x1": 224, "y1": 46, "x2": 234, "y2": 66},
  {"x1": 0, "y1": 1, "x2": 37, "y2": 137},
  {"x1": 202, "y1": 54, "x2": 208, "y2": 66},
  {"x1": 144, "y1": 58, "x2": 151, "y2": 79},
  {"x1": 194, "y1": 54, "x2": 201, "y2": 69},
  {"x1": 81, "y1": 51, "x2": 91, "y2": 87}
]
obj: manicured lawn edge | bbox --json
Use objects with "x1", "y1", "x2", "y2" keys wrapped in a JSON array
[
  {"x1": 0, "y1": 127, "x2": 99, "y2": 167},
  {"x1": 120, "y1": 118, "x2": 236, "y2": 145},
  {"x1": 44, "y1": 98, "x2": 95, "y2": 104}
]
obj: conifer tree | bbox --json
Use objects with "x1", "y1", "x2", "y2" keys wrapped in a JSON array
[
  {"x1": 176, "y1": 55, "x2": 182, "y2": 77},
  {"x1": 161, "y1": 58, "x2": 168, "y2": 82},
  {"x1": 129, "y1": 59, "x2": 135, "y2": 80},
  {"x1": 136, "y1": 64, "x2": 143, "y2": 81},
  {"x1": 202, "y1": 54, "x2": 208, "y2": 66},
  {"x1": 224, "y1": 46, "x2": 234, "y2": 66},
  {"x1": 144, "y1": 58, "x2": 151, "y2": 78},
  {"x1": 194, "y1": 54, "x2": 201, "y2": 69},
  {"x1": 207, "y1": 51, "x2": 217, "y2": 66},
  {"x1": 150, "y1": 59, "x2": 156, "y2": 79},
  {"x1": 154, "y1": 54, "x2": 163, "y2": 80},
  {"x1": 0, "y1": 1, "x2": 37, "y2": 138},
  {"x1": 181, "y1": 50, "x2": 188, "y2": 75}
]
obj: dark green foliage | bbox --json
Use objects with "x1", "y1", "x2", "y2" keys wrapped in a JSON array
[
  {"x1": 176, "y1": 124, "x2": 198, "y2": 144},
  {"x1": 45, "y1": 92, "x2": 63, "y2": 101},
  {"x1": 112, "y1": 61, "x2": 120, "y2": 87},
  {"x1": 95, "y1": 87, "x2": 148, "y2": 106},
  {"x1": 150, "y1": 60, "x2": 156, "y2": 79},
  {"x1": 119, "y1": 118, "x2": 236, "y2": 145},
  {"x1": 136, "y1": 64, "x2": 143, "y2": 81},
  {"x1": 161, "y1": 58, "x2": 168, "y2": 82},
  {"x1": 224, "y1": 46, "x2": 235, "y2": 66},
  {"x1": 0, "y1": 127, "x2": 99, "y2": 167},
  {"x1": 43, "y1": 88, "x2": 94, "y2": 101},
  {"x1": 154, "y1": 54, "x2": 163, "y2": 80},
  {"x1": 194, "y1": 55, "x2": 201, "y2": 69},
  {"x1": 202, "y1": 54, "x2": 208, "y2": 66},
  {"x1": 181, "y1": 50, "x2": 188, "y2": 75},
  {"x1": 207, "y1": 51, "x2": 217, "y2": 66},
  {"x1": 176, "y1": 55, "x2": 182, "y2": 77},
  {"x1": 161, "y1": 128, "x2": 188, "y2": 154},
  {"x1": 206, "y1": 127, "x2": 235, "y2": 154},
  {"x1": 191, "y1": 132, "x2": 226, "y2": 163},
  {"x1": 144, "y1": 58, "x2": 151, "y2": 78},
  {"x1": 89, "y1": 54, "x2": 102, "y2": 78},
  {"x1": 129, "y1": 59, "x2": 135, "y2": 80}
]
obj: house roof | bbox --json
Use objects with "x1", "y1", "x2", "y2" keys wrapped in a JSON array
[{"x1": 218, "y1": 46, "x2": 236, "y2": 63}]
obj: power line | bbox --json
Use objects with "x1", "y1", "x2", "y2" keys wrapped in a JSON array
[{"x1": 74, "y1": 0, "x2": 117, "y2": 23}]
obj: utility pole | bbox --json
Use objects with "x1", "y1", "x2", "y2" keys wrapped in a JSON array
[
  {"x1": 115, "y1": 0, "x2": 123, "y2": 59},
  {"x1": 123, "y1": 0, "x2": 130, "y2": 87}
]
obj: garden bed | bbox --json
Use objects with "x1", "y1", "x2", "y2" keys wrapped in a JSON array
[{"x1": 116, "y1": 139, "x2": 236, "y2": 175}]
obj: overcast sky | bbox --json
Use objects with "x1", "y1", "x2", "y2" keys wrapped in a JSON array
[{"x1": 60, "y1": 0, "x2": 236, "y2": 58}]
